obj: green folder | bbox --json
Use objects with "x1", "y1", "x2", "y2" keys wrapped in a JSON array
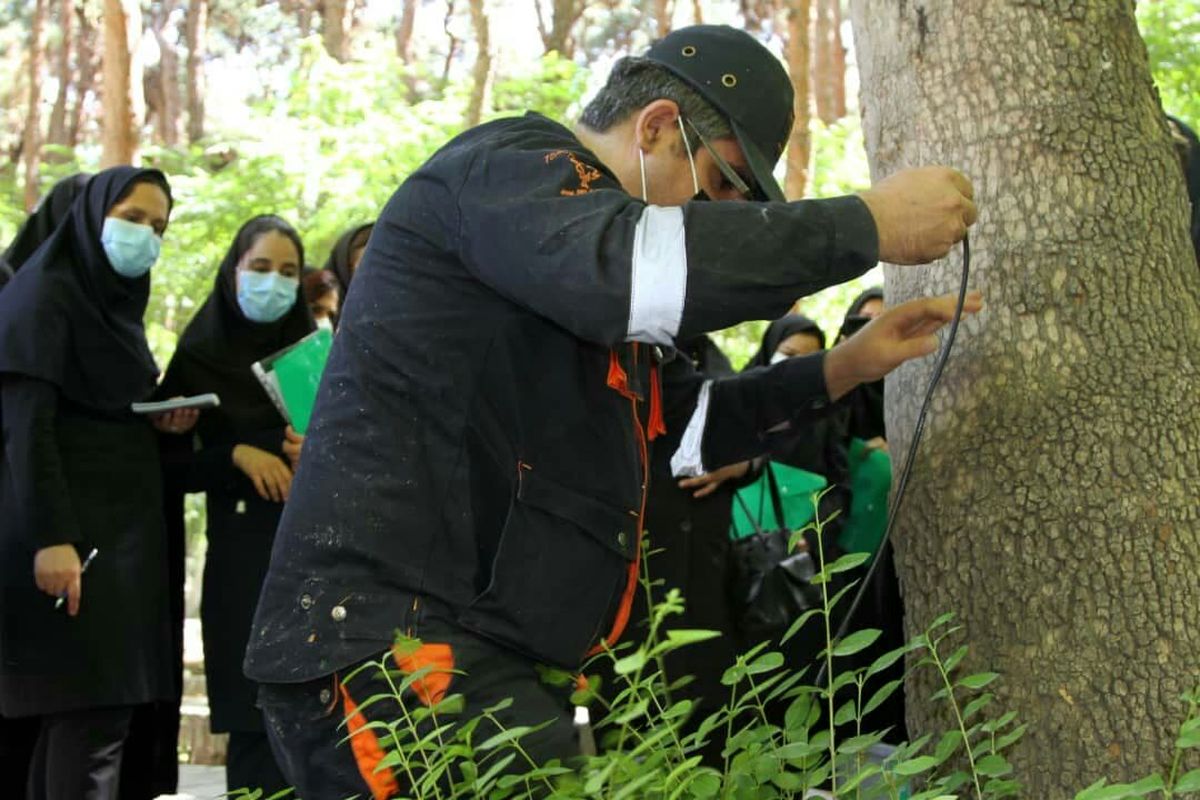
[
  {"x1": 729, "y1": 461, "x2": 828, "y2": 540},
  {"x1": 251, "y1": 329, "x2": 333, "y2": 434}
]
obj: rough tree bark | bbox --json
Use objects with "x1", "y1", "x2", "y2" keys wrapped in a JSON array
[
  {"x1": 24, "y1": 0, "x2": 49, "y2": 211},
  {"x1": 849, "y1": 1, "x2": 1200, "y2": 795},
  {"x1": 69, "y1": 3, "x2": 97, "y2": 148},
  {"x1": 465, "y1": 0, "x2": 490, "y2": 127},
  {"x1": 783, "y1": 0, "x2": 811, "y2": 200},
  {"x1": 185, "y1": 0, "x2": 206, "y2": 144},
  {"x1": 828, "y1": 0, "x2": 845, "y2": 119},
  {"x1": 321, "y1": 0, "x2": 351, "y2": 62},
  {"x1": 101, "y1": 0, "x2": 144, "y2": 166},
  {"x1": 440, "y1": 0, "x2": 460, "y2": 91},
  {"x1": 47, "y1": 0, "x2": 75, "y2": 150}
]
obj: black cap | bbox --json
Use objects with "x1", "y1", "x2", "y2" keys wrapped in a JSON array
[{"x1": 644, "y1": 25, "x2": 794, "y2": 202}]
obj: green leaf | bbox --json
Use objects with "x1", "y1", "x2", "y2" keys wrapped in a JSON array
[
  {"x1": 892, "y1": 755, "x2": 940, "y2": 776},
  {"x1": 688, "y1": 771, "x2": 722, "y2": 799},
  {"x1": 958, "y1": 672, "x2": 1000, "y2": 691},
  {"x1": 475, "y1": 725, "x2": 534, "y2": 751},
  {"x1": 746, "y1": 651, "x2": 785, "y2": 675},
  {"x1": 994, "y1": 722, "x2": 1029, "y2": 752},
  {"x1": 1174, "y1": 768, "x2": 1200, "y2": 793},
  {"x1": 934, "y1": 729, "x2": 963, "y2": 763},
  {"x1": 962, "y1": 692, "x2": 995, "y2": 721},
  {"x1": 613, "y1": 649, "x2": 647, "y2": 676},
  {"x1": 826, "y1": 550, "x2": 873, "y2": 575},
  {"x1": 665, "y1": 628, "x2": 722, "y2": 647},
  {"x1": 832, "y1": 628, "x2": 882, "y2": 657},
  {"x1": 833, "y1": 697, "x2": 858, "y2": 726},
  {"x1": 974, "y1": 754, "x2": 1012, "y2": 778},
  {"x1": 943, "y1": 645, "x2": 969, "y2": 673},
  {"x1": 862, "y1": 678, "x2": 904, "y2": 718},
  {"x1": 780, "y1": 608, "x2": 822, "y2": 645},
  {"x1": 865, "y1": 644, "x2": 910, "y2": 679}
]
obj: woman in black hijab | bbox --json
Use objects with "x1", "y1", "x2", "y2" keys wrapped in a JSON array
[
  {"x1": 0, "y1": 173, "x2": 91, "y2": 284},
  {"x1": 322, "y1": 221, "x2": 373, "y2": 297},
  {"x1": 0, "y1": 166, "x2": 177, "y2": 800},
  {"x1": 836, "y1": 287, "x2": 887, "y2": 442},
  {"x1": 158, "y1": 215, "x2": 312, "y2": 795},
  {"x1": 745, "y1": 313, "x2": 827, "y2": 369},
  {"x1": 0, "y1": 170, "x2": 93, "y2": 795}
]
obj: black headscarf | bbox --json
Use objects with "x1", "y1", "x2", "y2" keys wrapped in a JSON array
[
  {"x1": 745, "y1": 314, "x2": 826, "y2": 369},
  {"x1": 0, "y1": 173, "x2": 91, "y2": 280},
  {"x1": 1168, "y1": 115, "x2": 1200, "y2": 262},
  {"x1": 0, "y1": 166, "x2": 172, "y2": 411},
  {"x1": 322, "y1": 222, "x2": 374, "y2": 295},
  {"x1": 837, "y1": 287, "x2": 887, "y2": 440},
  {"x1": 159, "y1": 215, "x2": 313, "y2": 436}
]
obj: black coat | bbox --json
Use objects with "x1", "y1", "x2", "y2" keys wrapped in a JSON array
[
  {"x1": 0, "y1": 167, "x2": 174, "y2": 717},
  {"x1": 244, "y1": 113, "x2": 879, "y2": 681},
  {"x1": 159, "y1": 216, "x2": 310, "y2": 732}
]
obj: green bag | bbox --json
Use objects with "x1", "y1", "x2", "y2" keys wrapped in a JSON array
[
  {"x1": 729, "y1": 461, "x2": 828, "y2": 540},
  {"x1": 251, "y1": 329, "x2": 334, "y2": 434},
  {"x1": 837, "y1": 438, "x2": 892, "y2": 555}
]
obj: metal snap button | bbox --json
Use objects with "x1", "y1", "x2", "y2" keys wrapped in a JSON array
[
  {"x1": 682, "y1": 45, "x2": 697, "y2": 57},
  {"x1": 299, "y1": 594, "x2": 314, "y2": 610},
  {"x1": 319, "y1": 687, "x2": 332, "y2": 705},
  {"x1": 722, "y1": 73, "x2": 738, "y2": 88},
  {"x1": 617, "y1": 531, "x2": 628, "y2": 548},
  {"x1": 331, "y1": 605, "x2": 347, "y2": 622}
]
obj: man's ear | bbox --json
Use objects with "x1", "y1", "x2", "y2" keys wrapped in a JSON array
[{"x1": 634, "y1": 99, "x2": 682, "y2": 154}]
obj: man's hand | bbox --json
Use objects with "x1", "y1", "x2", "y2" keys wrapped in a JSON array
[
  {"x1": 858, "y1": 167, "x2": 977, "y2": 264},
  {"x1": 678, "y1": 461, "x2": 751, "y2": 499},
  {"x1": 34, "y1": 545, "x2": 81, "y2": 616},
  {"x1": 282, "y1": 426, "x2": 305, "y2": 471},
  {"x1": 823, "y1": 291, "x2": 983, "y2": 401}
]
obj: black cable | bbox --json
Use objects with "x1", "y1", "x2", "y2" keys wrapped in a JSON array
[{"x1": 814, "y1": 234, "x2": 971, "y2": 688}]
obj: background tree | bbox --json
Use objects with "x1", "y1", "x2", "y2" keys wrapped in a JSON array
[
  {"x1": 184, "y1": 0, "x2": 206, "y2": 144},
  {"x1": 850, "y1": 0, "x2": 1200, "y2": 794},
  {"x1": 45, "y1": 0, "x2": 75, "y2": 154},
  {"x1": 101, "y1": 0, "x2": 143, "y2": 165},
  {"x1": 22, "y1": 0, "x2": 47, "y2": 210}
]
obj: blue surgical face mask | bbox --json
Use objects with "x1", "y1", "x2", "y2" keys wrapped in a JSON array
[
  {"x1": 101, "y1": 217, "x2": 162, "y2": 278},
  {"x1": 237, "y1": 270, "x2": 299, "y2": 323}
]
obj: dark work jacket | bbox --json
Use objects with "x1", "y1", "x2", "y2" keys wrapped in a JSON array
[
  {"x1": 244, "y1": 113, "x2": 878, "y2": 681},
  {"x1": 0, "y1": 377, "x2": 173, "y2": 717}
]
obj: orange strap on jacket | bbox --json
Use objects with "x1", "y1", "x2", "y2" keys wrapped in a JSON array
[{"x1": 340, "y1": 683, "x2": 401, "y2": 800}]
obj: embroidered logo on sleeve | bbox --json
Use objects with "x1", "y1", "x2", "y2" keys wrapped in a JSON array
[{"x1": 546, "y1": 150, "x2": 602, "y2": 196}]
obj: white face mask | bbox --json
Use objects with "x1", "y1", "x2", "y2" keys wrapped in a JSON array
[
  {"x1": 316, "y1": 316, "x2": 334, "y2": 332},
  {"x1": 638, "y1": 115, "x2": 702, "y2": 203},
  {"x1": 770, "y1": 350, "x2": 790, "y2": 365}
]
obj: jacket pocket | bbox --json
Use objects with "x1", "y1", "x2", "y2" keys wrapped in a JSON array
[{"x1": 458, "y1": 467, "x2": 637, "y2": 668}]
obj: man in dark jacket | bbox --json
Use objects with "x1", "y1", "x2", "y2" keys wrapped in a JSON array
[{"x1": 245, "y1": 25, "x2": 979, "y2": 796}]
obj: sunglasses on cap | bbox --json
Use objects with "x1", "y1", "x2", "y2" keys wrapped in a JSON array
[{"x1": 681, "y1": 116, "x2": 757, "y2": 200}]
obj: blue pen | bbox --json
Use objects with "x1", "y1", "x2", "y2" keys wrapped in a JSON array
[{"x1": 54, "y1": 547, "x2": 98, "y2": 610}]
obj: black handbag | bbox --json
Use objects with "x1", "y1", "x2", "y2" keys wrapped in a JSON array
[{"x1": 728, "y1": 462, "x2": 823, "y2": 647}]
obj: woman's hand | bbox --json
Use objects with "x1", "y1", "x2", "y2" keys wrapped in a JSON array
[
  {"x1": 232, "y1": 444, "x2": 293, "y2": 503},
  {"x1": 149, "y1": 406, "x2": 200, "y2": 435},
  {"x1": 677, "y1": 461, "x2": 751, "y2": 499},
  {"x1": 282, "y1": 426, "x2": 305, "y2": 471},
  {"x1": 34, "y1": 545, "x2": 81, "y2": 616}
]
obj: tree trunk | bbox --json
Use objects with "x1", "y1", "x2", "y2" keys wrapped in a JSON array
[
  {"x1": 783, "y1": 0, "x2": 811, "y2": 200},
  {"x1": 536, "y1": 0, "x2": 584, "y2": 57},
  {"x1": 185, "y1": 0, "x2": 206, "y2": 144},
  {"x1": 24, "y1": 0, "x2": 49, "y2": 211},
  {"x1": 395, "y1": 0, "x2": 416, "y2": 61},
  {"x1": 101, "y1": 0, "x2": 143, "y2": 166},
  {"x1": 46, "y1": 0, "x2": 75, "y2": 150},
  {"x1": 691, "y1": 0, "x2": 703, "y2": 24},
  {"x1": 69, "y1": 3, "x2": 97, "y2": 148},
  {"x1": 849, "y1": 1, "x2": 1200, "y2": 795},
  {"x1": 440, "y1": 0, "x2": 460, "y2": 91},
  {"x1": 150, "y1": 0, "x2": 181, "y2": 147},
  {"x1": 654, "y1": 0, "x2": 674, "y2": 37},
  {"x1": 321, "y1": 0, "x2": 350, "y2": 62},
  {"x1": 811, "y1": 0, "x2": 844, "y2": 123},
  {"x1": 464, "y1": 0, "x2": 490, "y2": 127}
]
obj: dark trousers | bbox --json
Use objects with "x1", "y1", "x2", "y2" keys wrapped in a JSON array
[
  {"x1": 226, "y1": 730, "x2": 289, "y2": 796},
  {"x1": 117, "y1": 701, "x2": 180, "y2": 800},
  {"x1": 1, "y1": 714, "x2": 39, "y2": 797},
  {"x1": 26, "y1": 706, "x2": 133, "y2": 800},
  {"x1": 260, "y1": 618, "x2": 578, "y2": 799}
]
